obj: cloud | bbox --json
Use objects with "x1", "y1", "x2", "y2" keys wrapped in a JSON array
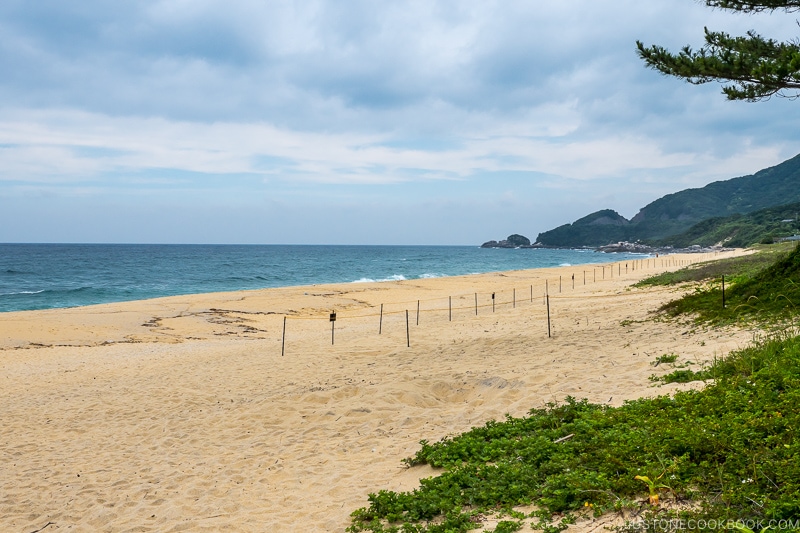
[{"x1": 0, "y1": 0, "x2": 798, "y2": 243}]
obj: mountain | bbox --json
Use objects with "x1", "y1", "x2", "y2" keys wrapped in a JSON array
[
  {"x1": 532, "y1": 210, "x2": 630, "y2": 248},
  {"x1": 535, "y1": 153, "x2": 800, "y2": 247},
  {"x1": 654, "y1": 201, "x2": 800, "y2": 248}
]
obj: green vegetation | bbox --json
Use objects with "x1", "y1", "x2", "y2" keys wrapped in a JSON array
[
  {"x1": 535, "y1": 154, "x2": 800, "y2": 247},
  {"x1": 658, "y1": 244, "x2": 800, "y2": 324},
  {"x1": 651, "y1": 353, "x2": 679, "y2": 366},
  {"x1": 637, "y1": 1, "x2": 800, "y2": 102},
  {"x1": 636, "y1": 244, "x2": 793, "y2": 288},
  {"x1": 653, "y1": 202, "x2": 800, "y2": 249},
  {"x1": 534, "y1": 210, "x2": 631, "y2": 248},
  {"x1": 349, "y1": 334, "x2": 800, "y2": 533}
]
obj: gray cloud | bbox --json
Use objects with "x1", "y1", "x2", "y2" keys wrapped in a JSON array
[{"x1": 0, "y1": 0, "x2": 798, "y2": 243}]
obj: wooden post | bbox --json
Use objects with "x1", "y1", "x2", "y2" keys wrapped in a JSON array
[
  {"x1": 281, "y1": 316, "x2": 286, "y2": 357},
  {"x1": 406, "y1": 310, "x2": 410, "y2": 347},
  {"x1": 546, "y1": 294, "x2": 551, "y2": 338},
  {"x1": 449, "y1": 296, "x2": 452, "y2": 321},
  {"x1": 530, "y1": 285, "x2": 533, "y2": 303},
  {"x1": 330, "y1": 311, "x2": 336, "y2": 345},
  {"x1": 475, "y1": 293, "x2": 478, "y2": 315},
  {"x1": 379, "y1": 303, "x2": 383, "y2": 334},
  {"x1": 722, "y1": 275, "x2": 726, "y2": 309},
  {"x1": 513, "y1": 288, "x2": 516, "y2": 308},
  {"x1": 492, "y1": 292, "x2": 495, "y2": 313},
  {"x1": 416, "y1": 300, "x2": 420, "y2": 325},
  {"x1": 559, "y1": 276, "x2": 562, "y2": 293}
]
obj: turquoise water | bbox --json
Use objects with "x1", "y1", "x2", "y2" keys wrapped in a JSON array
[{"x1": 0, "y1": 244, "x2": 649, "y2": 312}]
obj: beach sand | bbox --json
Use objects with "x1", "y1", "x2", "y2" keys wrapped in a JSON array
[{"x1": 0, "y1": 250, "x2": 757, "y2": 532}]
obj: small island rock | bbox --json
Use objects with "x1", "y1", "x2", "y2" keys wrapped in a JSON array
[{"x1": 481, "y1": 234, "x2": 533, "y2": 248}]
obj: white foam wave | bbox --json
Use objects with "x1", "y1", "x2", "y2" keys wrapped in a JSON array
[
  {"x1": 0, "y1": 289, "x2": 45, "y2": 296},
  {"x1": 351, "y1": 275, "x2": 407, "y2": 283},
  {"x1": 559, "y1": 263, "x2": 572, "y2": 267},
  {"x1": 419, "y1": 273, "x2": 444, "y2": 279}
]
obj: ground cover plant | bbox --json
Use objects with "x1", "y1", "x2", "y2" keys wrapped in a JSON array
[{"x1": 348, "y1": 333, "x2": 800, "y2": 532}]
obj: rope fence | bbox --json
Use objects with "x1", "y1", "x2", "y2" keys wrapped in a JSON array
[{"x1": 272, "y1": 252, "x2": 729, "y2": 355}]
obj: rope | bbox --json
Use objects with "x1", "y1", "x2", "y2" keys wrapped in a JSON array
[{"x1": 276, "y1": 257, "x2": 708, "y2": 322}]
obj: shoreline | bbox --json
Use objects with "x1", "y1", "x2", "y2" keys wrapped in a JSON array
[
  {"x1": 0, "y1": 249, "x2": 740, "y2": 351},
  {"x1": 0, "y1": 249, "x2": 756, "y2": 532},
  {"x1": 0, "y1": 244, "x2": 655, "y2": 315}
]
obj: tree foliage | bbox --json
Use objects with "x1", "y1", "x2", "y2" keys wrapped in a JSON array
[
  {"x1": 636, "y1": 1, "x2": 800, "y2": 100},
  {"x1": 706, "y1": 0, "x2": 800, "y2": 12}
]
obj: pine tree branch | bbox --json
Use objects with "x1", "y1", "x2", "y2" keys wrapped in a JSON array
[
  {"x1": 705, "y1": 0, "x2": 800, "y2": 12},
  {"x1": 637, "y1": 27, "x2": 800, "y2": 101}
]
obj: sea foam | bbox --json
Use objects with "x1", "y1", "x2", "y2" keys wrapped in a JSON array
[
  {"x1": 1, "y1": 289, "x2": 45, "y2": 296},
  {"x1": 352, "y1": 275, "x2": 408, "y2": 283}
]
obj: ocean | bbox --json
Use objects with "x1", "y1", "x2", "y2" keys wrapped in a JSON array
[{"x1": 0, "y1": 244, "x2": 649, "y2": 313}]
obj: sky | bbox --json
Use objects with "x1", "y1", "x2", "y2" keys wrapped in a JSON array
[{"x1": 0, "y1": 1, "x2": 798, "y2": 245}]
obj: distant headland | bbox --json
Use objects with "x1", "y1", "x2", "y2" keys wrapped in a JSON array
[{"x1": 480, "y1": 234, "x2": 535, "y2": 248}]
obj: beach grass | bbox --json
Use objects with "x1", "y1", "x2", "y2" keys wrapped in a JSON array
[
  {"x1": 635, "y1": 243, "x2": 795, "y2": 289},
  {"x1": 649, "y1": 243, "x2": 800, "y2": 326}
]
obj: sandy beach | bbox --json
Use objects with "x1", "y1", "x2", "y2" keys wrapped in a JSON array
[{"x1": 0, "y1": 250, "x2": 757, "y2": 532}]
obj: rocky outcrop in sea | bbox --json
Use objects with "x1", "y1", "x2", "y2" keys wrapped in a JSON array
[{"x1": 480, "y1": 234, "x2": 534, "y2": 248}]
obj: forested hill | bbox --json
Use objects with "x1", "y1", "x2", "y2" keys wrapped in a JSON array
[
  {"x1": 535, "y1": 153, "x2": 800, "y2": 247},
  {"x1": 653, "y1": 201, "x2": 800, "y2": 248}
]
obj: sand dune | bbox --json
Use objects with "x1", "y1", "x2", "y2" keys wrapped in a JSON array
[{"x1": 0, "y1": 251, "x2": 756, "y2": 532}]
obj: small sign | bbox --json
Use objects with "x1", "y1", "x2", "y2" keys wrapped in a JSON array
[
  {"x1": 491, "y1": 293, "x2": 495, "y2": 300},
  {"x1": 330, "y1": 311, "x2": 337, "y2": 322}
]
